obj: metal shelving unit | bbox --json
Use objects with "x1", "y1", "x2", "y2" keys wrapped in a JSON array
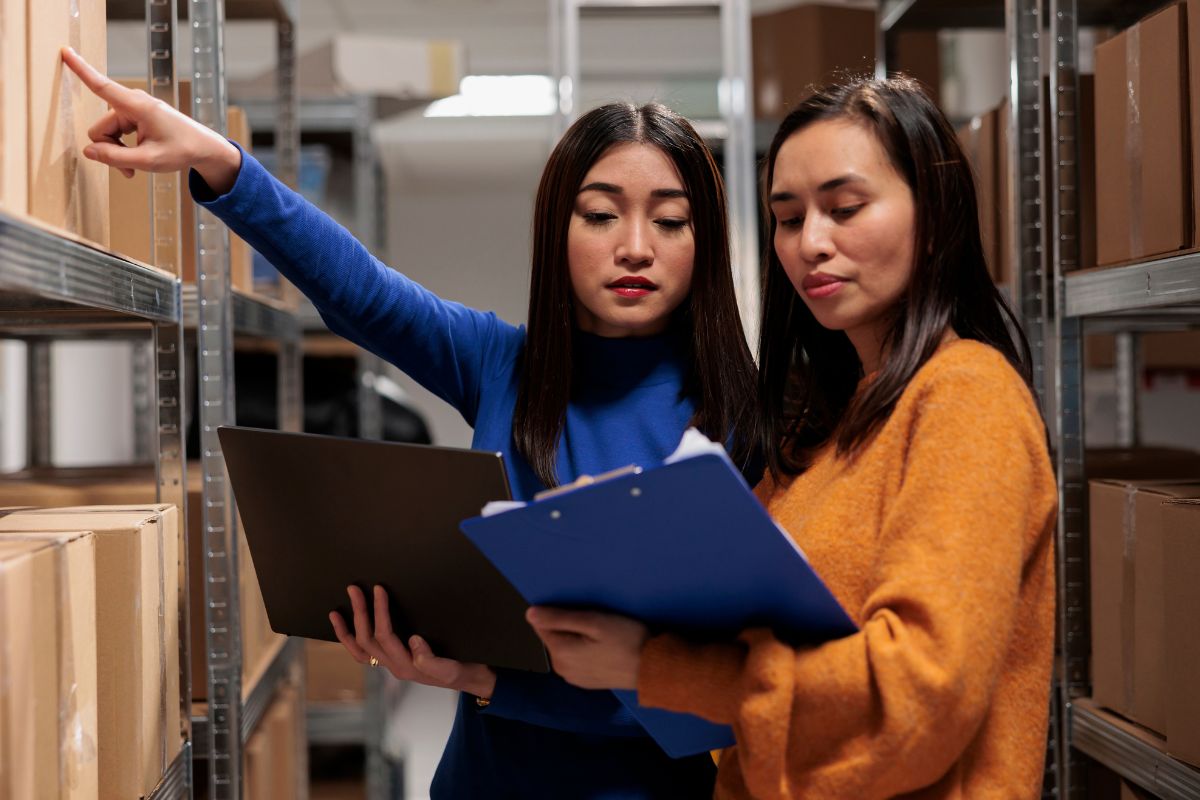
[
  {"x1": 177, "y1": 0, "x2": 307, "y2": 797},
  {"x1": 884, "y1": 0, "x2": 1200, "y2": 796},
  {"x1": 99, "y1": 0, "x2": 307, "y2": 796},
  {"x1": 551, "y1": 0, "x2": 761, "y2": 342}
]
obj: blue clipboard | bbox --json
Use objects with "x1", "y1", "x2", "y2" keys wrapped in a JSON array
[{"x1": 459, "y1": 450, "x2": 857, "y2": 758}]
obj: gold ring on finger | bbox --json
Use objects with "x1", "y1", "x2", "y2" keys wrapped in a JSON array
[{"x1": 369, "y1": 656, "x2": 380, "y2": 668}]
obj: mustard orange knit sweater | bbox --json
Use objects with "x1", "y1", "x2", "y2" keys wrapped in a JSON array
[{"x1": 638, "y1": 339, "x2": 1058, "y2": 799}]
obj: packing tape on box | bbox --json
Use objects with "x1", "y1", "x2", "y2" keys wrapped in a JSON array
[
  {"x1": 57, "y1": 0, "x2": 84, "y2": 229},
  {"x1": 1121, "y1": 487, "x2": 1137, "y2": 714},
  {"x1": 1127, "y1": 25, "x2": 1144, "y2": 256},
  {"x1": 0, "y1": 533, "x2": 98, "y2": 790}
]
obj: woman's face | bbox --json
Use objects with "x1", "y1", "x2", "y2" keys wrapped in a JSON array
[
  {"x1": 568, "y1": 142, "x2": 695, "y2": 338},
  {"x1": 769, "y1": 119, "x2": 916, "y2": 348}
]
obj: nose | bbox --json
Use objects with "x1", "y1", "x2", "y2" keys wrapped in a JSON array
[
  {"x1": 615, "y1": 218, "x2": 654, "y2": 267},
  {"x1": 797, "y1": 215, "x2": 834, "y2": 264}
]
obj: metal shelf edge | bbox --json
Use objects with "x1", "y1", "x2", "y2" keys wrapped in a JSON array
[
  {"x1": 0, "y1": 213, "x2": 181, "y2": 324},
  {"x1": 307, "y1": 702, "x2": 368, "y2": 745},
  {"x1": 146, "y1": 745, "x2": 190, "y2": 800},
  {"x1": 106, "y1": 0, "x2": 295, "y2": 23},
  {"x1": 1065, "y1": 254, "x2": 1200, "y2": 317},
  {"x1": 183, "y1": 285, "x2": 300, "y2": 340},
  {"x1": 1070, "y1": 701, "x2": 1200, "y2": 799},
  {"x1": 191, "y1": 637, "x2": 302, "y2": 756}
]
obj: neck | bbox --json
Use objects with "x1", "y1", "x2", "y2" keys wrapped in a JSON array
[{"x1": 845, "y1": 322, "x2": 887, "y2": 376}]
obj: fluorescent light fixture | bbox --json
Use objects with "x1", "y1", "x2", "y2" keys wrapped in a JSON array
[{"x1": 424, "y1": 75, "x2": 557, "y2": 117}]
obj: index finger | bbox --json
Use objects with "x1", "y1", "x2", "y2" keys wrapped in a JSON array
[{"x1": 60, "y1": 47, "x2": 138, "y2": 107}]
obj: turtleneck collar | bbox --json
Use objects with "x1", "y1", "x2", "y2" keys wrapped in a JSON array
[{"x1": 572, "y1": 328, "x2": 689, "y2": 393}]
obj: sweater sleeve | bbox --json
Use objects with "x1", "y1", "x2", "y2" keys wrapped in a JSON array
[
  {"x1": 188, "y1": 145, "x2": 519, "y2": 425},
  {"x1": 638, "y1": 362, "x2": 1053, "y2": 797},
  {"x1": 479, "y1": 671, "x2": 647, "y2": 736}
]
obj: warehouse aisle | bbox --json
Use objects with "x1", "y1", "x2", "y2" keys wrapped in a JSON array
[{"x1": 386, "y1": 682, "x2": 459, "y2": 799}]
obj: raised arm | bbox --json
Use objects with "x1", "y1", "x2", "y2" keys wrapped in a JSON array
[{"x1": 63, "y1": 47, "x2": 517, "y2": 421}]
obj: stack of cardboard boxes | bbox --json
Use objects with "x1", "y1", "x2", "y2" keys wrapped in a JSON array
[
  {"x1": 1087, "y1": 450, "x2": 1200, "y2": 768},
  {"x1": 0, "y1": 505, "x2": 182, "y2": 799},
  {"x1": 0, "y1": 465, "x2": 280, "y2": 791},
  {"x1": 1, "y1": 0, "x2": 110, "y2": 248},
  {"x1": 0, "y1": 467, "x2": 281, "y2": 727}
]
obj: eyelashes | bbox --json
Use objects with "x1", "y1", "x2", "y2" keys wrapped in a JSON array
[
  {"x1": 580, "y1": 211, "x2": 690, "y2": 232},
  {"x1": 776, "y1": 204, "x2": 866, "y2": 229}
]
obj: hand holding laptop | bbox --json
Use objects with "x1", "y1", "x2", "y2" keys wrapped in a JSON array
[{"x1": 330, "y1": 584, "x2": 497, "y2": 699}]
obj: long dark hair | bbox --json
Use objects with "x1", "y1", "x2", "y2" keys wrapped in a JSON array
[
  {"x1": 514, "y1": 102, "x2": 757, "y2": 487},
  {"x1": 758, "y1": 76, "x2": 1034, "y2": 480}
]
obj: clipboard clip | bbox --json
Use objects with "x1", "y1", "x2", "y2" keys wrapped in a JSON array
[{"x1": 533, "y1": 465, "x2": 643, "y2": 502}]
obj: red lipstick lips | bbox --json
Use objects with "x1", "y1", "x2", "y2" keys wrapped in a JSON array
[
  {"x1": 608, "y1": 275, "x2": 658, "y2": 298},
  {"x1": 801, "y1": 272, "x2": 846, "y2": 299}
]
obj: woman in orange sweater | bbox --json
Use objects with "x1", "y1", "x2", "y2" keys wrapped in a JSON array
[{"x1": 526, "y1": 77, "x2": 1058, "y2": 799}]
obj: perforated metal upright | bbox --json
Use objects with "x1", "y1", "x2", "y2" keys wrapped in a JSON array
[
  {"x1": 188, "y1": 1, "x2": 245, "y2": 795},
  {"x1": 551, "y1": 0, "x2": 761, "y2": 343},
  {"x1": 148, "y1": 0, "x2": 194, "y2": 796}
]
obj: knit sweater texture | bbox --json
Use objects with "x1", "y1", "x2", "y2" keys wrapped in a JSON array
[
  {"x1": 191, "y1": 148, "x2": 717, "y2": 798},
  {"x1": 638, "y1": 339, "x2": 1058, "y2": 799}
]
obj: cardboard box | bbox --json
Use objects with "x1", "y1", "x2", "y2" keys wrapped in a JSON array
[
  {"x1": 1085, "y1": 330, "x2": 1200, "y2": 370},
  {"x1": 0, "y1": 532, "x2": 99, "y2": 800},
  {"x1": 957, "y1": 109, "x2": 1000, "y2": 282},
  {"x1": 1095, "y1": 2, "x2": 1190, "y2": 266},
  {"x1": 1, "y1": 0, "x2": 27, "y2": 213},
  {"x1": 751, "y1": 4, "x2": 876, "y2": 119},
  {"x1": 108, "y1": 82, "x2": 256, "y2": 292},
  {"x1": 892, "y1": 30, "x2": 941, "y2": 105},
  {"x1": 227, "y1": 105, "x2": 256, "y2": 293},
  {"x1": 28, "y1": 0, "x2": 109, "y2": 246},
  {"x1": 306, "y1": 640, "x2": 366, "y2": 704},
  {"x1": 244, "y1": 684, "x2": 303, "y2": 800},
  {"x1": 0, "y1": 469, "x2": 280, "y2": 702},
  {"x1": 267, "y1": 685, "x2": 303, "y2": 799},
  {"x1": 1163, "y1": 498, "x2": 1200, "y2": 767},
  {"x1": 1089, "y1": 479, "x2": 1200, "y2": 733},
  {"x1": 0, "y1": 506, "x2": 182, "y2": 798}
]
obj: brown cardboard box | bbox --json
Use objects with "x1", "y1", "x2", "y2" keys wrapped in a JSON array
[
  {"x1": 1095, "y1": 2, "x2": 1190, "y2": 266},
  {"x1": 1163, "y1": 498, "x2": 1200, "y2": 767},
  {"x1": 28, "y1": 0, "x2": 109, "y2": 246},
  {"x1": 892, "y1": 31, "x2": 941, "y2": 105},
  {"x1": 1083, "y1": 447, "x2": 1200, "y2": 480},
  {"x1": 227, "y1": 105, "x2": 256, "y2": 293},
  {"x1": 751, "y1": 4, "x2": 876, "y2": 119},
  {"x1": 1, "y1": 0, "x2": 27, "y2": 213},
  {"x1": 0, "y1": 469, "x2": 279, "y2": 702},
  {"x1": 267, "y1": 685, "x2": 303, "y2": 799},
  {"x1": 0, "y1": 506, "x2": 182, "y2": 798},
  {"x1": 244, "y1": 719, "x2": 275, "y2": 800},
  {"x1": 0, "y1": 532, "x2": 99, "y2": 800},
  {"x1": 1085, "y1": 330, "x2": 1200, "y2": 369},
  {"x1": 1089, "y1": 479, "x2": 1200, "y2": 734},
  {"x1": 244, "y1": 684, "x2": 303, "y2": 800},
  {"x1": 307, "y1": 640, "x2": 366, "y2": 704},
  {"x1": 957, "y1": 108, "x2": 1000, "y2": 282},
  {"x1": 108, "y1": 83, "x2": 255, "y2": 292},
  {"x1": 108, "y1": 80, "x2": 192, "y2": 278}
]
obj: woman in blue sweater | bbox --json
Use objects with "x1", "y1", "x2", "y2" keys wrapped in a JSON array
[{"x1": 64, "y1": 47, "x2": 757, "y2": 798}]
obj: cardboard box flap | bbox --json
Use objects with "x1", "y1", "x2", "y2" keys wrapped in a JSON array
[{"x1": 0, "y1": 530, "x2": 99, "y2": 798}]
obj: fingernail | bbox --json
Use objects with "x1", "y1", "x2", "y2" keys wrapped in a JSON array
[
  {"x1": 409, "y1": 635, "x2": 423, "y2": 649},
  {"x1": 83, "y1": 146, "x2": 95, "y2": 159}
]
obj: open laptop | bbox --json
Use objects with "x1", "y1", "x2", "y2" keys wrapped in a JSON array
[{"x1": 217, "y1": 425, "x2": 549, "y2": 673}]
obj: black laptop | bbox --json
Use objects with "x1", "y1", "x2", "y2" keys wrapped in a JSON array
[{"x1": 217, "y1": 426, "x2": 549, "y2": 673}]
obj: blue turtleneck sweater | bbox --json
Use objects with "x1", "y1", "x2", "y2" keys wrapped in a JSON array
[{"x1": 191, "y1": 149, "x2": 717, "y2": 799}]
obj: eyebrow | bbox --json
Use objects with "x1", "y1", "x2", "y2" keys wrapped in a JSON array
[
  {"x1": 769, "y1": 174, "x2": 866, "y2": 203},
  {"x1": 578, "y1": 182, "x2": 688, "y2": 199}
]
